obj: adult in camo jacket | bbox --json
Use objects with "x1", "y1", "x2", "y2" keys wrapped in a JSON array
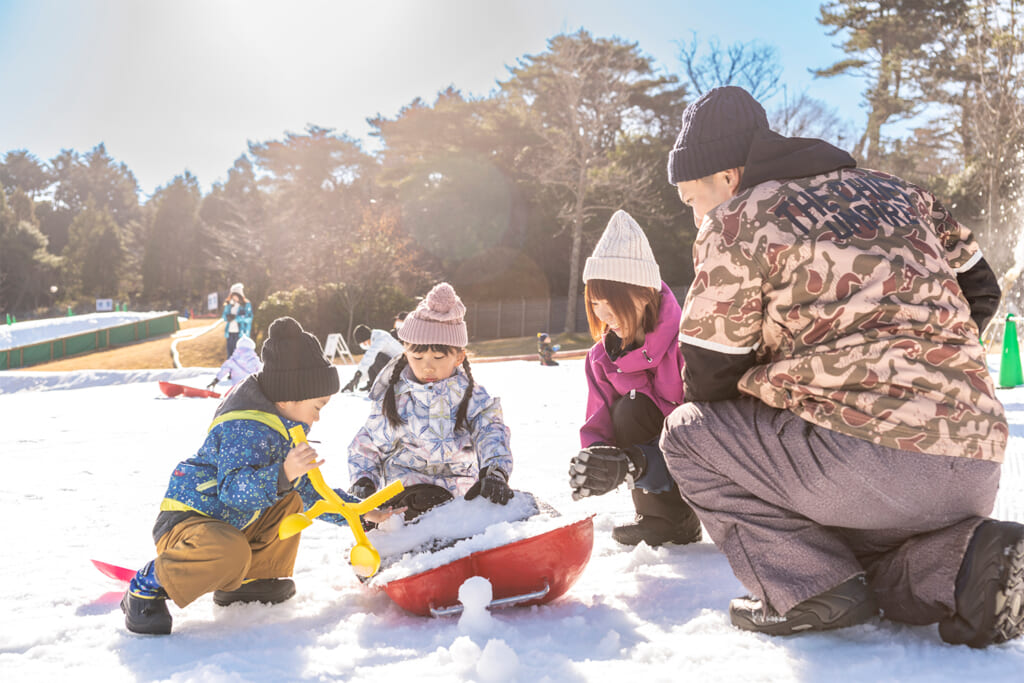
[{"x1": 653, "y1": 86, "x2": 1023, "y2": 646}]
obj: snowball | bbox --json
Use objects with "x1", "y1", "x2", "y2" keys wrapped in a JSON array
[
  {"x1": 475, "y1": 639, "x2": 520, "y2": 683},
  {"x1": 596, "y1": 629, "x2": 621, "y2": 656},
  {"x1": 447, "y1": 635, "x2": 482, "y2": 671}
]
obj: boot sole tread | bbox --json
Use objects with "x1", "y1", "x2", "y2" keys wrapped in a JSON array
[{"x1": 993, "y1": 537, "x2": 1024, "y2": 643}]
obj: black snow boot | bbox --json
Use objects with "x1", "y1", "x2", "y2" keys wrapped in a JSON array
[
  {"x1": 213, "y1": 578, "x2": 296, "y2": 606},
  {"x1": 613, "y1": 484, "x2": 702, "y2": 547},
  {"x1": 121, "y1": 591, "x2": 172, "y2": 635},
  {"x1": 612, "y1": 513, "x2": 702, "y2": 546},
  {"x1": 939, "y1": 520, "x2": 1024, "y2": 648},
  {"x1": 729, "y1": 575, "x2": 877, "y2": 636}
]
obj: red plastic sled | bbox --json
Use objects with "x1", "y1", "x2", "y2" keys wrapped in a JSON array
[
  {"x1": 159, "y1": 381, "x2": 221, "y2": 399},
  {"x1": 378, "y1": 515, "x2": 594, "y2": 617},
  {"x1": 91, "y1": 559, "x2": 134, "y2": 582}
]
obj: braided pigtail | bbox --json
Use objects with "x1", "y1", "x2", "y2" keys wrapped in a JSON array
[
  {"x1": 455, "y1": 356, "x2": 475, "y2": 433},
  {"x1": 383, "y1": 354, "x2": 409, "y2": 428}
]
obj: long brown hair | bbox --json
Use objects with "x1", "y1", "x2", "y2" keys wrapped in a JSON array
[
  {"x1": 584, "y1": 279, "x2": 661, "y2": 344},
  {"x1": 383, "y1": 344, "x2": 475, "y2": 433}
]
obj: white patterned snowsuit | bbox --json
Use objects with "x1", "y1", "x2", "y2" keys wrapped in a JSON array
[{"x1": 347, "y1": 359, "x2": 513, "y2": 495}]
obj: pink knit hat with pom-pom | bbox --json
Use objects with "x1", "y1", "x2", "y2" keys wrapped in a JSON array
[{"x1": 399, "y1": 282, "x2": 468, "y2": 347}]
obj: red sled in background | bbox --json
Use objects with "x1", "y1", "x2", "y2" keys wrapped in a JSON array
[
  {"x1": 158, "y1": 381, "x2": 221, "y2": 399},
  {"x1": 376, "y1": 515, "x2": 595, "y2": 617}
]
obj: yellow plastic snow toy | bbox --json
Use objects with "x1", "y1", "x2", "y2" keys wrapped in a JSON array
[{"x1": 278, "y1": 425, "x2": 404, "y2": 577}]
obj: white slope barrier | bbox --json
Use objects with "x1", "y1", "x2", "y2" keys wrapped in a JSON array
[{"x1": 0, "y1": 367, "x2": 214, "y2": 393}]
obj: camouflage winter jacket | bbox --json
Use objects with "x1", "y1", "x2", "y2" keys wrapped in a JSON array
[{"x1": 679, "y1": 133, "x2": 1007, "y2": 462}]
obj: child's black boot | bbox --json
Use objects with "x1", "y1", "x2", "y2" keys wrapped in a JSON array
[
  {"x1": 121, "y1": 560, "x2": 172, "y2": 635},
  {"x1": 213, "y1": 578, "x2": 296, "y2": 606}
]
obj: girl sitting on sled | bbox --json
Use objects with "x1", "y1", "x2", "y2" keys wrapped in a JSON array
[{"x1": 347, "y1": 282, "x2": 514, "y2": 519}]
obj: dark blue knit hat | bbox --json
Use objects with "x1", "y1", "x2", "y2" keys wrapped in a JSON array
[
  {"x1": 257, "y1": 317, "x2": 339, "y2": 401},
  {"x1": 667, "y1": 86, "x2": 769, "y2": 184}
]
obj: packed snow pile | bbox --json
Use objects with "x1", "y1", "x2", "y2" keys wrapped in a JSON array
[
  {"x1": 367, "y1": 493, "x2": 588, "y2": 584},
  {"x1": 0, "y1": 367, "x2": 211, "y2": 394}
]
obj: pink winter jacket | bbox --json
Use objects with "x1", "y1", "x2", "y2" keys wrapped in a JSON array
[{"x1": 580, "y1": 282, "x2": 685, "y2": 447}]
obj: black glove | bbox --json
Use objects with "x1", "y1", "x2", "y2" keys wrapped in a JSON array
[
  {"x1": 348, "y1": 476, "x2": 376, "y2": 499},
  {"x1": 206, "y1": 379, "x2": 219, "y2": 390},
  {"x1": 569, "y1": 444, "x2": 646, "y2": 500},
  {"x1": 341, "y1": 371, "x2": 362, "y2": 393},
  {"x1": 465, "y1": 466, "x2": 513, "y2": 505}
]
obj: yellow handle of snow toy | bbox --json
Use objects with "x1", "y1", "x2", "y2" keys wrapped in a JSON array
[{"x1": 278, "y1": 425, "x2": 404, "y2": 578}]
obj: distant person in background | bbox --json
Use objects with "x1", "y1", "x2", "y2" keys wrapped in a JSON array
[
  {"x1": 537, "y1": 332, "x2": 560, "y2": 366},
  {"x1": 341, "y1": 324, "x2": 404, "y2": 392},
  {"x1": 207, "y1": 336, "x2": 261, "y2": 390},
  {"x1": 221, "y1": 283, "x2": 253, "y2": 358},
  {"x1": 390, "y1": 311, "x2": 408, "y2": 340}
]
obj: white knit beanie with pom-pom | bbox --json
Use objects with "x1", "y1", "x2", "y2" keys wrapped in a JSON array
[{"x1": 398, "y1": 282, "x2": 468, "y2": 347}]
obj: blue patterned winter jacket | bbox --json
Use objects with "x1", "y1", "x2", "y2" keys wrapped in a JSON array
[
  {"x1": 348, "y1": 358, "x2": 513, "y2": 496},
  {"x1": 160, "y1": 376, "x2": 356, "y2": 530}
]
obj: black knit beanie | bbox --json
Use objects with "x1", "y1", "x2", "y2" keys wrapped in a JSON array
[
  {"x1": 667, "y1": 86, "x2": 770, "y2": 184},
  {"x1": 352, "y1": 324, "x2": 371, "y2": 345},
  {"x1": 257, "y1": 317, "x2": 339, "y2": 402}
]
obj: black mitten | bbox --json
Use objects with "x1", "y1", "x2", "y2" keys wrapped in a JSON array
[
  {"x1": 341, "y1": 371, "x2": 362, "y2": 393},
  {"x1": 465, "y1": 466, "x2": 513, "y2": 505},
  {"x1": 568, "y1": 444, "x2": 646, "y2": 500},
  {"x1": 348, "y1": 476, "x2": 376, "y2": 499}
]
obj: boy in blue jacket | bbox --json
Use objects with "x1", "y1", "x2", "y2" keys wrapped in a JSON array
[{"x1": 122, "y1": 316, "x2": 397, "y2": 635}]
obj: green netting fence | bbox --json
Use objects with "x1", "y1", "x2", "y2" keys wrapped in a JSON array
[{"x1": 0, "y1": 313, "x2": 180, "y2": 370}]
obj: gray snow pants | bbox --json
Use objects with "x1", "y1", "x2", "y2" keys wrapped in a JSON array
[{"x1": 660, "y1": 397, "x2": 1001, "y2": 623}]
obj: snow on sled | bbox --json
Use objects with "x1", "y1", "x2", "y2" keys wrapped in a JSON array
[
  {"x1": 158, "y1": 381, "x2": 221, "y2": 399},
  {"x1": 363, "y1": 492, "x2": 594, "y2": 617}
]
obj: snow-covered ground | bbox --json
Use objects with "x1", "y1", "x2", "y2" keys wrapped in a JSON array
[
  {"x1": 2, "y1": 323, "x2": 1023, "y2": 681},
  {"x1": 0, "y1": 311, "x2": 176, "y2": 351}
]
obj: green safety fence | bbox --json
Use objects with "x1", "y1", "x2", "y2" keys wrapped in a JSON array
[{"x1": 0, "y1": 313, "x2": 180, "y2": 370}]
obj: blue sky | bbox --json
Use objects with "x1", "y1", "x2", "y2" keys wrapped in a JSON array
[{"x1": 0, "y1": 0, "x2": 864, "y2": 196}]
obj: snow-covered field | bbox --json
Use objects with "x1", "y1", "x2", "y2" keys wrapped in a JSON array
[{"x1": 2, "y1": 326, "x2": 1024, "y2": 681}]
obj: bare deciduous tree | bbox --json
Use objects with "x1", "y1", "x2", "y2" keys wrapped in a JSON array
[
  {"x1": 769, "y1": 89, "x2": 854, "y2": 148},
  {"x1": 676, "y1": 32, "x2": 782, "y2": 99}
]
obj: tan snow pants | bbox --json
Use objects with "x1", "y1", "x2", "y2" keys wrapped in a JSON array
[{"x1": 153, "y1": 492, "x2": 303, "y2": 607}]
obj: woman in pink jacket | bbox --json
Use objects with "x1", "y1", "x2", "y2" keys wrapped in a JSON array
[{"x1": 569, "y1": 210, "x2": 701, "y2": 547}]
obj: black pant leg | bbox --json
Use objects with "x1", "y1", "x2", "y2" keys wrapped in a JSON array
[{"x1": 610, "y1": 392, "x2": 696, "y2": 525}]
